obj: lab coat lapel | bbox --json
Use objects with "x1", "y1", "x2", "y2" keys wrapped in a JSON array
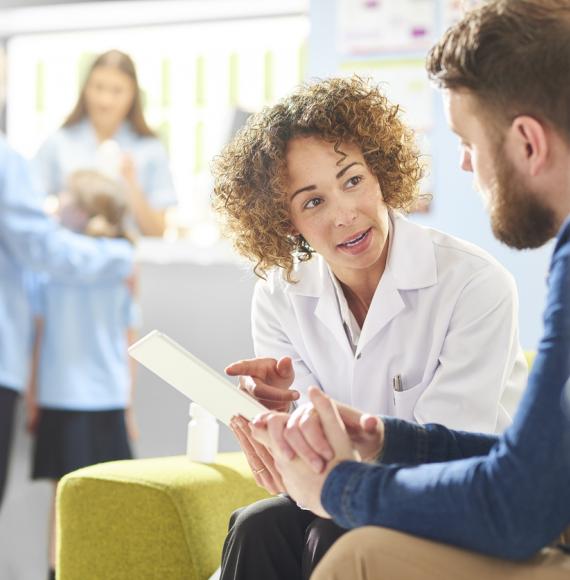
[
  {"x1": 313, "y1": 276, "x2": 348, "y2": 348},
  {"x1": 288, "y1": 256, "x2": 351, "y2": 353},
  {"x1": 357, "y1": 213, "x2": 438, "y2": 354},
  {"x1": 388, "y1": 213, "x2": 438, "y2": 291},
  {"x1": 357, "y1": 271, "x2": 404, "y2": 354}
]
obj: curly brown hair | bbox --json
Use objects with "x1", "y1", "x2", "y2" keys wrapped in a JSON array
[{"x1": 212, "y1": 75, "x2": 424, "y2": 280}]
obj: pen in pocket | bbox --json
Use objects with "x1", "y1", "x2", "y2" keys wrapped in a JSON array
[{"x1": 392, "y1": 374, "x2": 403, "y2": 392}]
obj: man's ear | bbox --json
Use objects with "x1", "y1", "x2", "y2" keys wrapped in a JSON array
[{"x1": 508, "y1": 116, "x2": 549, "y2": 177}]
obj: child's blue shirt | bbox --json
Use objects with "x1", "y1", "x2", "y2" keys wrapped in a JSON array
[
  {"x1": 0, "y1": 136, "x2": 133, "y2": 393},
  {"x1": 31, "y1": 275, "x2": 139, "y2": 410}
]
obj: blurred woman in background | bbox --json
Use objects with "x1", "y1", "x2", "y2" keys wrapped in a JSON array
[{"x1": 32, "y1": 49, "x2": 176, "y2": 236}]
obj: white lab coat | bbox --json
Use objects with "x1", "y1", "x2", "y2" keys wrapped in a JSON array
[{"x1": 252, "y1": 212, "x2": 527, "y2": 433}]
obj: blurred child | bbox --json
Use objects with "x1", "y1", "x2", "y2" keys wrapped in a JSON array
[{"x1": 26, "y1": 169, "x2": 139, "y2": 580}]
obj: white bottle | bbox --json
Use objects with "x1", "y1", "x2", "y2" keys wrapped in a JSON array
[{"x1": 187, "y1": 403, "x2": 219, "y2": 463}]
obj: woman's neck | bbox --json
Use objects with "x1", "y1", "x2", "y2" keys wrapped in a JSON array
[
  {"x1": 336, "y1": 233, "x2": 390, "y2": 328},
  {"x1": 92, "y1": 121, "x2": 120, "y2": 142}
]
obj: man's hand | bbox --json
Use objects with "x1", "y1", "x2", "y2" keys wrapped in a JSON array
[
  {"x1": 226, "y1": 356, "x2": 299, "y2": 412},
  {"x1": 252, "y1": 391, "x2": 384, "y2": 473},
  {"x1": 251, "y1": 387, "x2": 373, "y2": 515}
]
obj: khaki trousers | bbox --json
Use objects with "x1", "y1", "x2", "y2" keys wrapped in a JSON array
[{"x1": 311, "y1": 527, "x2": 570, "y2": 580}]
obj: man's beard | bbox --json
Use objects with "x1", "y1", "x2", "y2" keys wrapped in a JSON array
[{"x1": 487, "y1": 150, "x2": 558, "y2": 250}]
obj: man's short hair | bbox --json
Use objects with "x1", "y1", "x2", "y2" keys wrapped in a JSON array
[{"x1": 426, "y1": 0, "x2": 570, "y2": 141}]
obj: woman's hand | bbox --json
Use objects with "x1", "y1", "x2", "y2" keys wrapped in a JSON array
[
  {"x1": 251, "y1": 387, "x2": 366, "y2": 515},
  {"x1": 25, "y1": 390, "x2": 40, "y2": 435},
  {"x1": 226, "y1": 356, "x2": 299, "y2": 412},
  {"x1": 230, "y1": 414, "x2": 285, "y2": 495},
  {"x1": 120, "y1": 153, "x2": 166, "y2": 236},
  {"x1": 125, "y1": 407, "x2": 139, "y2": 442},
  {"x1": 120, "y1": 154, "x2": 138, "y2": 188}
]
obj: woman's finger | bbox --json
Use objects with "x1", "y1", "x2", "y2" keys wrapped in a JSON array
[
  {"x1": 232, "y1": 416, "x2": 283, "y2": 493},
  {"x1": 242, "y1": 418, "x2": 285, "y2": 492},
  {"x1": 230, "y1": 417, "x2": 259, "y2": 465},
  {"x1": 239, "y1": 376, "x2": 299, "y2": 409}
]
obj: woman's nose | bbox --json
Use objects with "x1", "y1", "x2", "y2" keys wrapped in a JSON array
[
  {"x1": 94, "y1": 89, "x2": 115, "y2": 108},
  {"x1": 333, "y1": 200, "x2": 358, "y2": 227}
]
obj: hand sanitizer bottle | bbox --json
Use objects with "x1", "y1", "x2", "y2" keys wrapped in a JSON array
[{"x1": 187, "y1": 403, "x2": 219, "y2": 463}]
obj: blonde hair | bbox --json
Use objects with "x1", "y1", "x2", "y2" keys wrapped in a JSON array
[
  {"x1": 212, "y1": 76, "x2": 424, "y2": 281},
  {"x1": 66, "y1": 170, "x2": 135, "y2": 243}
]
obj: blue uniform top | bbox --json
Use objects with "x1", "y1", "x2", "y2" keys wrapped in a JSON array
[
  {"x1": 31, "y1": 274, "x2": 139, "y2": 410},
  {"x1": 0, "y1": 135, "x2": 133, "y2": 393},
  {"x1": 32, "y1": 119, "x2": 177, "y2": 212}
]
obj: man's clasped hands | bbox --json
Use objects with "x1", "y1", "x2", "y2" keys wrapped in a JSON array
[{"x1": 227, "y1": 356, "x2": 384, "y2": 517}]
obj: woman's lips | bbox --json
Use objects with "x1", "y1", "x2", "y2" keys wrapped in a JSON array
[{"x1": 337, "y1": 228, "x2": 372, "y2": 254}]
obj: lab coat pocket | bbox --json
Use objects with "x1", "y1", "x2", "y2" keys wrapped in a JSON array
[{"x1": 393, "y1": 381, "x2": 428, "y2": 422}]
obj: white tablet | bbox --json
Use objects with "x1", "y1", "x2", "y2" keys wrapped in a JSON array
[{"x1": 128, "y1": 330, "x2": 267, "y2": 426}]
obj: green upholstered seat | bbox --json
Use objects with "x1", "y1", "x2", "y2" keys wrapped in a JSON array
[{"x1": 57, "y1": 453, "x2": 269, "y2": 580}]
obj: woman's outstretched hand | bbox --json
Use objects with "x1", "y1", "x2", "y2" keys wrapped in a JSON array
[{"x1": 226, "y1": 356, "x2": 299, "y2": 412}]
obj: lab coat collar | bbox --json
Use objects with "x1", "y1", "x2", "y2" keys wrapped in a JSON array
[
  {"x1": 284, "y1": 212, "x2": 438, "y2": 354},
  {"x1": 387, "y1": 212, "x2": 438, "y2": 290},
  {"x1": 285, "y1": 211, "x2": 438, "y2": 298}
]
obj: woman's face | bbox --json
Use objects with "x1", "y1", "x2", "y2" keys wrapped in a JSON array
[
  {"x1": 84, "y1": 66, "x2": 136, "y2": 132},
  {"x1": 286, "y1": 136, "x2": 390, "y2": 283}
]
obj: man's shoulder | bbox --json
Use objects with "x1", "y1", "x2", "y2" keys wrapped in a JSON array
[{"x1": 553, "y1": 217, "x2": 570, "y2": 260}]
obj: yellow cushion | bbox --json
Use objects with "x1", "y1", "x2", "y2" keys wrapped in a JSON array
[{"x1": 57, "y1": 453, "x2": 269, "y2": 580}]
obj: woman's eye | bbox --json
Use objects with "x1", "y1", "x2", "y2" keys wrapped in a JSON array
[
  {"x1": 346, "y1": 175, "x2": 362, "y2": 188},
  {"x1": 304, "y1": 197, "x2": 322, "y2": 210}
]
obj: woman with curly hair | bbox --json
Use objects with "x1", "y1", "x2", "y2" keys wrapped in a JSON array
[{"x1": 212, "y1": 76, "x2": 526, "y2": 580}]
